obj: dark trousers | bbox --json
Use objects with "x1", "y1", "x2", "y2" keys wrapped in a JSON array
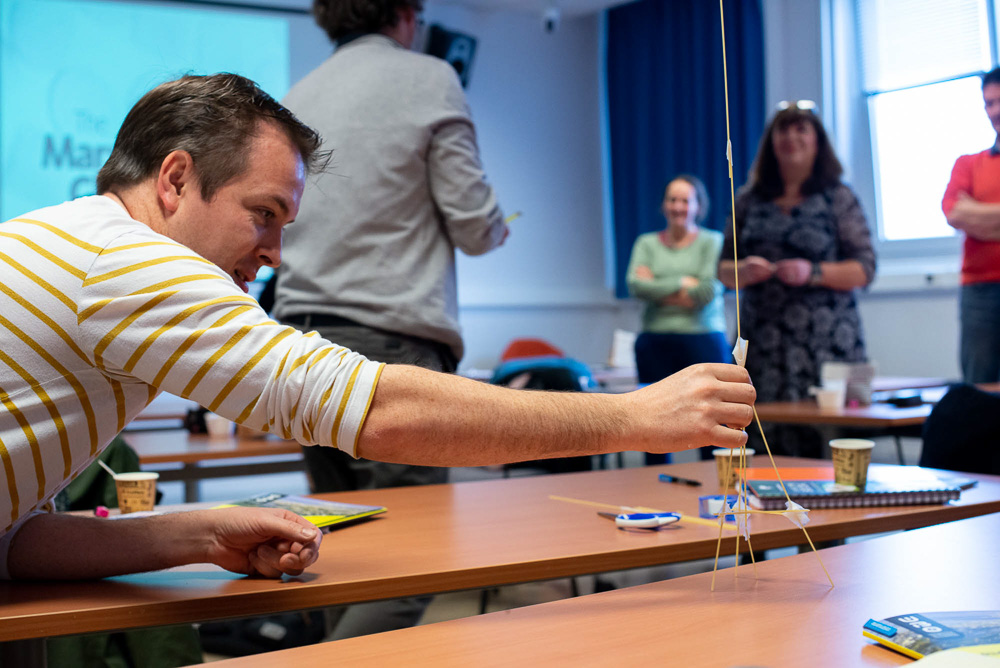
[
  {"x1": 960, "y1": 282, "x2": 1000, "y2": 383},
  {"x1": 281, "y1": 316, "x2": 453, "y2": 640},
  {"x1": 634, "y1": 331, "x2": 730, "y2": 464}
]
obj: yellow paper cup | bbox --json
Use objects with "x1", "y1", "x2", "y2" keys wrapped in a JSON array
[
  {"x1": 830, "y1": 439, "x2": 875, "y2": 488},
  {"x1": 712, "y1": 448, "x2": 755, "y2": 489},
  {"x1": 114, "y1": 472, "x2": 159, "y2": 514}
]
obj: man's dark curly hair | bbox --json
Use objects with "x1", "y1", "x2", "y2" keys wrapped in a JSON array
[
  {"x1": 313, "y1": 0, "x2": 423, "y2": 43},
  {"x1": 983, "y1": 66, "x2": 1000, "y2": 89}
]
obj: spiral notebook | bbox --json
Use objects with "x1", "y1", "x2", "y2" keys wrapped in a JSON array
[{"x1": 743, "y1": 465, "x2": 970, "y2": 510}]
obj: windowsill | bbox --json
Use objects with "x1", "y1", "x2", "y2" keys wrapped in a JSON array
[{"x1": 866, "y1": 256, "x2": 960, "y2": 294}]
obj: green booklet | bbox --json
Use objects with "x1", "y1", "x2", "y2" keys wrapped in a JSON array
[
  {"x1": 863, "y1": 611, "x2": 1000, "y2": 660},
  {"x1": 216, "y1": 493, "x2": 386, "y2": 532}
]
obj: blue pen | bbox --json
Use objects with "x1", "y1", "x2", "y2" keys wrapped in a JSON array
[{"x1": 658, "y1": 473, "x2": 702, "y2": 487}]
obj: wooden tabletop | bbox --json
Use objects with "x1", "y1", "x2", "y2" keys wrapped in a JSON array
[
  {"x1": 3, "y1": 459, "x2": 999, "y2": 642},
  {"x1": 755, "y1": 382, "x2": 1000, "y2": 428},
  {"x1": 754, "y1": 400, "x2": 933, "y2": 427},
  {"x1": 208, "y1": 511, "x2": 1000, "y2": 667},
  {"x1": 870, "y1": 376, "x2": 951, "y2": 392},
  {"x1": 129, "y1": 393, "x2": 199, "y2": 422},
  {"x1": 125, "y1": 430, "x2": 301, "y2": 465}
]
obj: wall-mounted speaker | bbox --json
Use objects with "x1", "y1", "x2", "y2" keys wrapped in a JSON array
[{"x1": 425, "y1": 24, "x2": 477, "y2": 88}]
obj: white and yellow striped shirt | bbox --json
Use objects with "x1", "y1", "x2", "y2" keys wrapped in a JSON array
[{"x1": 0, "y1": 195, "x2": 383, "y2": 563}]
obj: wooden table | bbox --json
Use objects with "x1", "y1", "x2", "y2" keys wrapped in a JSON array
[
  {"x1": 128, "y1": 392, "x2": 199, "y2": 425},
  {"x1": 2, "y1": 459, "x2": 999, "y2": 646},
  {"x1": 756, "y1": 382, "x2": 1000, "y2": 428},
  {"x1": 126, "y1": 430, "x2": 304, "y2": 502},
  {"x1": 754, "y1": 400, "x2": 933, "y2": 429},
  {"x1": 755, "y1": 382, "x2": 1000, "y2": 465},
  {"x1": 208, "y1": 511, "x2": 1000, "y2": 667},
  {"x1": 870, "y1": 376, "x2": 951, "y2": 392}
]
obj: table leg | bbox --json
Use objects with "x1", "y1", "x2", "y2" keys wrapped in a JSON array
[
  {"x1": 183, "y1": 464, "x2": 199, "y2": 503},
  {"x1": 1, "y1": 638, "x2": 46, "y2": 668}
]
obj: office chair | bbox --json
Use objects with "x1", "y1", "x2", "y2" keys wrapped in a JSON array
[{"x1": 919, "y1": 383, "x2": 1000, "y2": 475}]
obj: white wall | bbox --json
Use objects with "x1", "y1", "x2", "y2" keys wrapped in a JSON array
[
  {"x1": 271, "y1": 3, "x2": 642, "y2": 371},
  {"x1": 415, "y1": 6, "x2": 643, "y2": 370}
]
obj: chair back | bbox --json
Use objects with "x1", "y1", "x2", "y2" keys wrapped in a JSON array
[
  {"x1": 920, "y1": 383, "x2": 1000, "y2": 474},
  {"x1": 500, "y1": 338, "x2": 565, "y2": 362}
]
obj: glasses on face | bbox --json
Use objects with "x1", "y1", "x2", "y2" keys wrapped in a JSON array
[{"x1": 775, "y1": 99, "x2": 819, "y2": 113}]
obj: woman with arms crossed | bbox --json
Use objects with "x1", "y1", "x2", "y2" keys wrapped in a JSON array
[{"x1": 628, "y1": 175, "x2": 729, "y2": 463}]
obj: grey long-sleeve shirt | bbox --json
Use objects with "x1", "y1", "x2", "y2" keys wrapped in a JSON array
[{"x1": 274, "y1": 34, "x2": 506, "y2": 360}]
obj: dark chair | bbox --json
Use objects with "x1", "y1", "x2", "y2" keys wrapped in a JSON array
[{"x1": 919, "y1": 383, "x2": 1000, "y2": 475}]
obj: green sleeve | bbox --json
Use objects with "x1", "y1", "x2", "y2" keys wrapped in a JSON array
[
  {"x1": 626, "y1": 235, "x2": 682, "y2": 301},
  {"x1": 685, "y1": 232, "x2": 724, "y2": 308}
]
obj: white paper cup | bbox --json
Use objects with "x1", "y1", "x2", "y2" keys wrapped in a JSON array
[
  {"x1": 829, "y1": 438, "x2": 875, "y2": 487},
  {"x1": 811, "y1": 381, "x2": 846, "y2": 411},
  {"x1": 205, "y1": 413, "x2": 234, "y2": 439},
  {"x1": 712, "y1": 448, "x2": 755, "y2": 488},
  {"x1": 114, "y1": 472, "x2": 159, "y2": 513}
]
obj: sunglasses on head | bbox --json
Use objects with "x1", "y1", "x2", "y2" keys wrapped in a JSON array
[{"x1": 775, "y1": 99, "x2": 819, "y2": 113}]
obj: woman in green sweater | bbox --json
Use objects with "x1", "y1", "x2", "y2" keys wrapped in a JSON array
[{"x1": 627, "y1": 175, "x2": 728, "y2": 463}]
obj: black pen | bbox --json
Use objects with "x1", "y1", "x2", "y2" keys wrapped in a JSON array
[{"x1": 658, "y1": 473, "x2": 702, "y2": 487}]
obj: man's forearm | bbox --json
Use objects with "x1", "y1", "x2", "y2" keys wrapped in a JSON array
[
  {"x1": 357, "y1": 367, "x2": 626, "y2": 465},
  {"x1": 7, "y1": 512, "x2": 209, "y2": 580},
  {"x1": 356, "y1": 364, "x2": 756, "y2": 465},
  {"x1": 948, "y1": 200, "x2": 1000, "y2": 241}
]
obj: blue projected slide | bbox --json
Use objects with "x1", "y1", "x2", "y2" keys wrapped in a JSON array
[{"x1": 0, "y1": 0, "x2": 290, "y2": 220}]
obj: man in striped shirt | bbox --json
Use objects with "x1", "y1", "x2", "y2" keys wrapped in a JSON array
[{"x1": 0, "y1": 74, "x2": 755, "y2": 581}]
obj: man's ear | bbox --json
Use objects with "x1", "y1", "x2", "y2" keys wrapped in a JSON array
[{"x1": 156, "y1": 150, "x2": 197, "y2": 214}]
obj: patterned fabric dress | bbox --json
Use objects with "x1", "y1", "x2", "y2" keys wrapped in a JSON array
[{"x1": 725, "y1": 183, "x2": 876, "y2": 456}]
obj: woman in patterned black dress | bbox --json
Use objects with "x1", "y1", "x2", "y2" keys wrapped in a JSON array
[{"x1": 719, "y1": 104, "x2": 876, "y2": 457}]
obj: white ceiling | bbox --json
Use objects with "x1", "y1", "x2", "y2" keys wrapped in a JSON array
[{"x1": 434, "y1": 0, "x2": 636, "y2": 18}]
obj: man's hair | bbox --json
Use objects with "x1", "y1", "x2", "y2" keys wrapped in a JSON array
[
  {"x1": 666, "y1": 174, "x2": 711, "y2": 224},
  {"x1": 748, "y1": 107, "x2": 843, "y2": 200},
  {"x1": 312, "y1": 0, "x2": 423, "y2": 43},
  {"x1": 983, "y1": 67, "x2": 1000, "y2": 88},
  {"x1": 97, "y1": 73, "x2": 325, "y2": 200}
]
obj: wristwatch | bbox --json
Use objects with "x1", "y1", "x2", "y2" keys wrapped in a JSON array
[{"x1": 808, "y1": 262, "x2": 823, "y2": 286}]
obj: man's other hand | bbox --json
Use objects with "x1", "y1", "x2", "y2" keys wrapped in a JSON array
[{"x1": 203, "y1": 507, "x2": 322, "y2": 578}]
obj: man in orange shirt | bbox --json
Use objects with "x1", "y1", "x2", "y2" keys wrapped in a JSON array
[{"x1": 943, "y1": 67, "x2": 1000, "y2": 383}]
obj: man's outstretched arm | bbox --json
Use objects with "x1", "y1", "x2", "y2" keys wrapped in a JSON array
[
  {"x1": 356, "y1": 363, "x2": 756, "y2": 466},
  {"x1": 6, "y1": 507, "x2": 321, "y2": 580}
]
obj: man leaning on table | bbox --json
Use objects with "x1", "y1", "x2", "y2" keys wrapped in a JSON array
[
  {"x1": 0, "y1": 73, "x2": 755, "y2": 582},
  {"x1": 944, "y1": 66, "x2": 1000, "y2": 383}
]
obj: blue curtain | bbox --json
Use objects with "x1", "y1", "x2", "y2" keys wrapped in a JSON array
[{"x1": 606, "y1": 0, "x2": 765, "y2": 297}]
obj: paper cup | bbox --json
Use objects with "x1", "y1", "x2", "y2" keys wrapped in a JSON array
[
  {"x1": 712, "y1": 448, "x2": 755, "y2": 489},
  {"x1": 830, "y1": 439, "x2": 875, "y2": 488},
  {"x1": 114, "y1": 472, "x2": 159, "y2": 514},
  {"x1": 810, "y1": 379, "x2": 846, "y2": 411},
  {"x1": 205, "y1": 413, "x2": 234, "y2": 439}
]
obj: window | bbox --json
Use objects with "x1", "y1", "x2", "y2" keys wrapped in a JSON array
[{"x1": 859, "y1": 0, "x2": 998, "y2": 242}]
